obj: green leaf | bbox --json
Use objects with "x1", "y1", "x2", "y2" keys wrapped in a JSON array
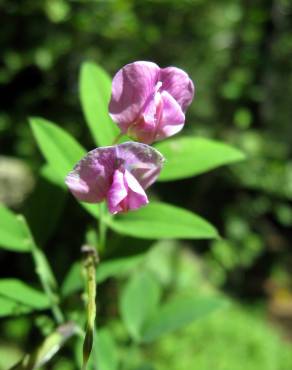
[
  {"x1": 0, "y1": 279, "x2": 50, "y2": 317},
  {"x1": 61, "y1": 255, "x2": 145, "y2": 297},
  {"x1": 108, "y1": 202, "x2": 218, "y2": 240},
  {"x1": 30, "y1": 117, "x2": 86, "y2": 184},
  {"x1": 155, "y1": 137, "x2": 245, "y2": 181},
  {"x1": 142, "y1": 296, "x2": 227, "y2": 342},
  {"x1": 61, "y1": 262, "x2": 83, "y2": 297},
  {"x1": 24, "y1": 170, "x2": 67, "y2": 246},
  {"x1": 97, "y1": 329, "x2": 118, "y2": 370},
  {"x1": 120, "y1": 272, "x2": 161, "y2": 341},
  {"x1": 10, "y1": 322, "x2": 78, "y2": 369},
  {"x1": 30, "y1": 118, "x2": 101, "y2": 219},
  {"x1": 0, "y1": 204, "x2": 30, "y2": 252},
  {"x1": 80, "y1": 61, "x2": 119, "y2": 146},
  {"x1": 96, "y1": 254, "x2": 145, "y2": 283}
]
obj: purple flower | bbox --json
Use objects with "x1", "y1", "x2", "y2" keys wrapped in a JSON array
[
  {"x1": 109, "y1": 61, "x2": 194, "y2": 144},
  {"x1": 65, "y1": 142, "x2": 164, "y2": 214}
]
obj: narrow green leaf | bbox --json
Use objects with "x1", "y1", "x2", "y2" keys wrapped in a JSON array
[
  {"x1": 0, "y1": 279, "x2": 50, "y2": 317},
  {"x1": 142, "y1": 296, "x2": 227, "y2": 342},
  {"x1": 96, "y1": 255, "x2": 145, "y2": 283},
  {"x1": 61, "y1": 262, "x2": 83, "y2": 297},
  {"x1": 0, "y1": 204, "x2": 30, "y2": 252},
  {"x1": 0, "y1": 296, "x2": 33, "y2": 317},
  {"x1": 9, "y1": 322, "x2": 78, "y2": 369},
  {"x1": 30, "y1": 118, "x2": 100, "y2": 219},
  {"x1": 80, "y1": 61, "x2": 119, "y2": 146},
  {"x1": 120, "y1": 272, "x2": 161, "y2": 341},
  {"x1": 108, "y1": 202, "x2": 218, "y2": 240},
  {"x1": 155, "y1": 137, "x2": 245, "y2": 181},
  {"x1": 61, "y1": 255, "x2": 145, "y2": 297},
  {"x1": 97, "y1": 329, "x2": 118, "y2": 370},
  {"x1": 29, "y1": 117, "x2": 86, "y2": 183}
]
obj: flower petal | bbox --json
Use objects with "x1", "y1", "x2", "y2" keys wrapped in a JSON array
[
  {"x1": 116, "y1": 142, "x2": 165, "y2": 189},
  {"x1": 124, "y1": 169, "x2": 148, "y2": 210},
  {"x1": 160, "y1": 66, "x2": 195, "y2": 112},
  {"x1": 127, "y1": 93, "x2": 159, "y2": 144},
  {"x1": 65, "y1": 142, "x2": 164, "y2": 209},
  {"x1": 107, "y1": 169, "x2": 128, "y2": 214},
  {"x1": 109, "y1": 61, "x2": 160, "y2": 132},
  {"x1": 65, "y1": 147, "x2": 115, "y2": 203},
  {"x1": 155, "y1": 90, "x2": 185, "y2": 141}
]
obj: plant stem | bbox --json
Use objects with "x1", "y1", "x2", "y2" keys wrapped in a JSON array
[
  {"x1": 9, "y1": 322, "x2": 78, "y2": 370},
  {"x1": 112, "y1": 132, "x2": 123, "y2": 145},
  {"x1": 31, "y1": 247, "x2": 64, "y2": 324},
  {"x1": 19, "y1": 216, "x2": 64, "y2": 325},
  {"x1": 82, "y1": 245, "x2": 99, "y2": 370},
  {"x1": 98, "y1": 203, "x2": 107, "y2": 255}
]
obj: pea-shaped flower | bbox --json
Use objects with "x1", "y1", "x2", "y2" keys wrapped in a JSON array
[
  {"x1": 109, "y1": 61, "x2": 194, "y2": 144},
  {"x1": 65, "y1": 142, "x2": 164, "y2": 214}
]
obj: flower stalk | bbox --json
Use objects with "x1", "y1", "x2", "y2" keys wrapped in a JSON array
[{"x1": 82, "y1": 245, "x2": 99, "y2": 370}]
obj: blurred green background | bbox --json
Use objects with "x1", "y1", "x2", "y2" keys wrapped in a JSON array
[{"x1": 1, "y1": 0, "x2": 292, "y2": 369}]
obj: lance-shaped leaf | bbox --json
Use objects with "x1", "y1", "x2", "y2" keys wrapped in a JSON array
[
  {"x1": 107, "y1": 201, "x2": 219, "y2": 240},
  {"x1": 141, "y1": 296, "x2": 227, "y2": 342},
  {"x1": 80, "y1": 61, "x2": 119, "y2": 146},
  {"x1": 29, "y1": 118, "x2": 99, "y2": 219},
  {"x1": 120, "y1": 271, "x2": 161, "y2": 341},
  {"x1": 155, "y1": 137, "x2": 245, "y2": 181},
  {"x1": 9, "y1": 322, "x2": 78, "y2": 369},
  {"x1": 30, "y1": 117, "x2": 86, "y2": 183},
  {"x1": 0, "y1": 204, "x2": 30, "y2": 252},
  {"x1": 0, "y1": 279, "x2": 50, "y2": 317}
]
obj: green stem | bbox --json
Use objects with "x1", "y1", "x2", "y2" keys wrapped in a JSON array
[
  {"x1": 31, "y1": 248, "x2": 64, "y2": 324},
  {"x1": 19, "y1": 216, "x2": 64, "y2": 325},
  {"x1": 82, "y1": 245, "x2": 98, "y2": 370},
  {"x1": 9, "y1": 322, "x2": 78, "y2": 370},
  {"x1": 98, "y1": 203, "x2": 107, "y2": 255},
  {"x1": 112, "y1": 132, "x2": 123, "y2": 145}
]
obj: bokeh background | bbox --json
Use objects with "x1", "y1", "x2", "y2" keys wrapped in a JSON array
[{"x1": 1, "y1": 0, "x2": 292, "y2": 369}]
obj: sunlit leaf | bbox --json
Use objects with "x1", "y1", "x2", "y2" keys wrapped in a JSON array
[
  {"x1": 61, "y1": 262, "x2": 82, "y2": 297},
  {"x1": 80, "y1": 61, "x2": 119, "y2": 146},
  {"x1": 0, "y1": 279, "x2": 50, "y2": 317},
  {"x1": 97, "y1": 329, "x2": 119, "y2": 370},
  {"x1": 120, "y1": 272, "x2": 161, "y2": 341},
  {"x1": 108, "y1": 202, "x2": 218, "y2": 240},
  {"x1": 30, "y1": 118, "x2": 100, "y2": 219},
  {"x1": 155, "y1": 137, "x2": 245, "y2": 181},
  {"x1": 0, "y1": 204, "x2": 30, "y2": 252},
  {"x1": 96, "y1": 254, "x2": 145, "y2": 283},
  {"x1": 61, "y1": 255, "x2": 145, "y2": 297},
  {"x1": 142, "y1": 296, "x2": 227, "y2": 342},
  {"x1": 30, "y1": 117, "x2": 86, "y2": 183}
]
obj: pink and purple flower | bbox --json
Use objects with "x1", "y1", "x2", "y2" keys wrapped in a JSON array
[
  {"x1": 109, "y1": 61, "x2": 194, "y2": 144},
  {"x1": 65, "y1": 142, "x2": 164, "y2": 214}
]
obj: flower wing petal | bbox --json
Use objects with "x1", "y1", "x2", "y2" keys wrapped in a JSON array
[
  {"x1": 109, "y1": 61, "x2": 160, "y2": 132},
  {"x1": 160, "y1": 66, "x2": 194, "y2": 112},
  {"x1": 107, "y1": 169, "x2": 128, "y2": 214},
  {"x1": 117, "y1": 142, "x2": 165, "y2": 189},
  {"x1": 124, "y1": 169, "x2": 148, "y2": 210},
  {"x1": 156, "y1": 90, "x2": 185, "y2": 140},
  {"x1": 65, "y1": 147, "x2": 115, "y2": 203}
]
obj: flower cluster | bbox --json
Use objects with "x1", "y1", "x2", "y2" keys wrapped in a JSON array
[{"x1": 66, "y1": 61, "x2": 194, "y2": 214}]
